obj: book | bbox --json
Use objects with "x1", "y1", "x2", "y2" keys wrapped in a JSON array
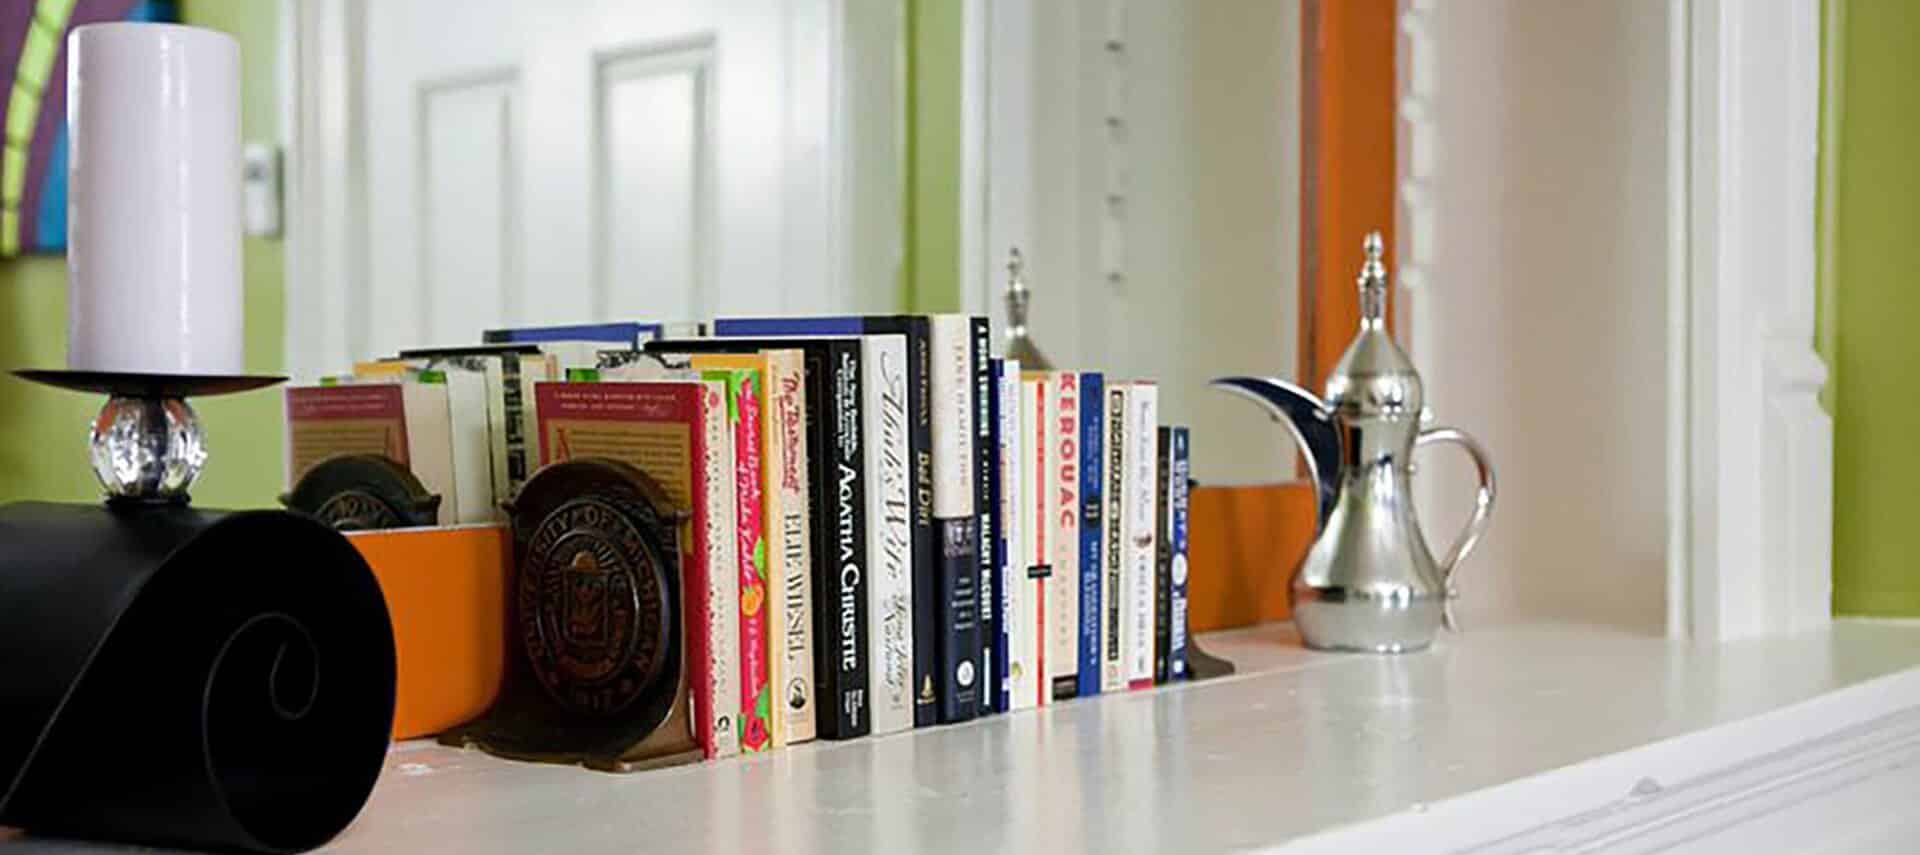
[
  {"x1": 968, "y1": 318, "x2": 994, "y2": 717},
  {"x1": 686, "y1": 351, "x2": 817, "y2": 747},
  {"x1": 1045, "y1": 371, "x2": 1082, "y2": 701},
  {"x1": 1077, "y1": 372, "x2": 1107, "y2": 697},
  {"x1": 705, "y1": 365, "x2": 772, "y2": 753},
  {"x1": 1154, "y1": 427, "x2": 1173, "y2": 685},
  {"x1": 397, "y1": 344, "x2": 545, "y2": 511},
  {"x1": 1158, "y1": 426, "x2": 1191, "y2": 683},
  {"x1": 992, "y1": 358, "x2": 1022, "y2": 714},
  {"x1": 284, "y1": 381, "x2": 456, "y2": 525},
  {"x1": 646, "y1": 336, "x2": 870, "y2": 740},
  {"x1": 1013, "y1": 372, "x2": 1049, "y2": 709},
  {"x1": 532, "y1": 380, "x2": 741, "y2": 759},
  {"x1": 482, "y1": 321, "x2": 702, "y2": 348},
  {"x1": 1122, "y1": 383, "x2": 1160, "y2": 690},
  {"x1": 859, "y1": 334, "x2": 914, "y2": 735},
  {"x1": 931, "y1": 316, "x2": 981, "y2": 722},
  {"x1": 1101, "y1": 383, "x2": 1128, "y2": 693},
  {"x1": 712, "y1": 316, "x2": 942, "y2": 728}
]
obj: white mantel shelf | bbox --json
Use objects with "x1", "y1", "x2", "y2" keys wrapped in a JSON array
[{"x1": 14, "y1": 621, "x2": 1920, "y2": 852}]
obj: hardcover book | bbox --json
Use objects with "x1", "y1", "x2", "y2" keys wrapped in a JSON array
[
  {"x1": 285, "y1": 382, "x2": 456, "y2": 525},
  {"x1": 859, "y1": 334, "x2": 915, "y2": 735},
  {"x1": 1101, "y1": 383, "x2": 1128, "y2": 693},
  {"x1": 687, "y1": 351, "x2": 818, "y2": 747},
  {"x1": 705, "y1": 366, "x2": 772, "y2": 753},
  {"x1": 1159, "y1": 426, "x2": 1191, "y2": 683},
  {"x1": 1122, "y1": 383, "x2": 1160, "y2": 690},
  {"x1": 931, "y1": 315, "x2": 981, "y2": 722},
  {"x1": 398, "y1": 344, "x2": 547, "y2": 511},
  {"x1": 483, "y1": 321, "x2": 703, "y2": 348},
  {"x1": 712, "y1": 316, "x2": 944, "y2": 728},
  {"x1": 1046, "y1": 371, "x2": 1082, "y2": 701},
  {"x1": 1014, "y1": 372, "x2": 1050, "y2": 709},
  {"x1": 533, "y1": 380, "x2": 741, "y2": 759},
  {"x1": 993, "y1": 358, "x2": 1022, "y2": 714},
  {"x1": 351, "y1": 364, "x2": 494, "y2": 525},
  {"x1": 1077, "y1": 372, "x2": 1107, "y2": 697},
  {"x1": 645, "y1": 337, "x2": 870, "y2": 740}
]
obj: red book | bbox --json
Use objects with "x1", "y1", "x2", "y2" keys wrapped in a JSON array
[
  {"x1": 535, "y1": 380, "x2": 741, "y2": 759},
  {"x1": 706, "y1": 368, "x2": 772, "y2": 753}
]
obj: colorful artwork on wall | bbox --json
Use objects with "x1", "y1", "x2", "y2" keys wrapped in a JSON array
[{"x1": 0, "y1": 0, "x2": 178, "y2": 257}]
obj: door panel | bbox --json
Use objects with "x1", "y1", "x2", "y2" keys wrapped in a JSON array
[
  {"x1": 419, "y1": 75, "x2": 517, "y2": 348},
  {"x1": 595, "y1": 43, "x2": 710, "y2": 322}
]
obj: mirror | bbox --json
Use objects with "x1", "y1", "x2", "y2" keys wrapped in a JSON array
[
  {"x1": 286, "y1": 0, "x2": 1306, "y2": 487},
  {"x1": 979, "y1": 0, "x2": 1302, "y2": 487}
]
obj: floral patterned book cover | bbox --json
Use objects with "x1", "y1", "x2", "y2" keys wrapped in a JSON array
[{"x1": 707, "y1": 367, "x2": 773, "y2": 753}]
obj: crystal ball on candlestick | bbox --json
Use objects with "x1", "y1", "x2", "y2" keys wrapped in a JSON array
[{"x1": 88, "y1": 395, "x2": 207, "y2": 502}]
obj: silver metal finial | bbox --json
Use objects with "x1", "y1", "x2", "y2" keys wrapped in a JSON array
[
  {"x1": 1357, "y1": 232, "x2": 1389, "y2": 324},
  {"x1": 1003, "y1": 246, "x2": 1052, "y2": 369}
]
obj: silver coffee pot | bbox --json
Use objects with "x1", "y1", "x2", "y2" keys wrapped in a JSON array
[{"x1": 1213, "y1": 233, "x2": 1495, "y2": 652}]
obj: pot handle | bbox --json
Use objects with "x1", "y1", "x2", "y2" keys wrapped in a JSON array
[{"x1": 1414, "y1": 427, "x2": 1496, "y2": 630}]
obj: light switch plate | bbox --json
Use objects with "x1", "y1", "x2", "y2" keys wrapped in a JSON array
[{"x1": 243, "y1": 142, "x2": 281, "y2": 237}]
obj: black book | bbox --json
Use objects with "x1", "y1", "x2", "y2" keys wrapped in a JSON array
[
  {"x1": 712, "y1": 316, "x2": 947, "y2": 726},
  {"x1": 1154, "y1": 427, "x2": 1174, "y2": 685},
  {"x1": 645, "y1": 336, "x2": 871, "y2": 739},
  {"x1": 967, "y1": 318, "x2": 994, "y2": 717}
]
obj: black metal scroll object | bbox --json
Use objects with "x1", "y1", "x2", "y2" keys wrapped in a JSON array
[
  {"x1": 440, "y1": 458, "x2": 702, "y2": 772},
  {"x1": 0, "y1": 503, "x2": 397, "y2": 853}
]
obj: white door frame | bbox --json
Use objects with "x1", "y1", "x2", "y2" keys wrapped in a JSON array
[
  {"x1": 281, "y1": 0, "x2": 903, "y2": 381},
  {"x1": 966, "y1": 0, "x2": 1831, "y2": 638},
  {"x1": 1672, "y1": 0, "x2": 1830, "y2": 641}
]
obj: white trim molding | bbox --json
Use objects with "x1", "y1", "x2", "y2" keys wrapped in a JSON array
[{"x1": 1681, "y1": 0, "x2": 1830, "y2": 641}]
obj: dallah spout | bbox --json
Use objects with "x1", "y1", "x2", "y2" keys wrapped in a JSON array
[{"x1": 1210, "y1": 376, "x2": 1342, "y2": 532}]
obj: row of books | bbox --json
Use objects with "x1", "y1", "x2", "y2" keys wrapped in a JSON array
[{"x1": 282, "y1": 316, "x2": 1192, "y2": 760}]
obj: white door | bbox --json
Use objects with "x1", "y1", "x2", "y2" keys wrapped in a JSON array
[
  {"x1": 972, "y1": 0, "x2": 1301, "y2": 486},
  {"x1": 286, "y1": 0, "x2": 902, "y2": 377}
]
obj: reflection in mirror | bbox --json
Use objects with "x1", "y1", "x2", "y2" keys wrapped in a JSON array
[{"x1": 985, "y1": 0, "x2": 1300, "y2": 487}]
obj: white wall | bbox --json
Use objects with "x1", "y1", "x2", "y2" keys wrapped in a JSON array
[{"x1": 1404, "y1": 0, "x2": 1673, "y2": 631}]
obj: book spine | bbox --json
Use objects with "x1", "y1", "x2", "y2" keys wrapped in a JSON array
[
  {"x1": 967, "y1": 318, "x2": 994, "y2": 716},
  {"x1": 729, "y1": 371, "x2": 772, "y2": 752},
  {"x1": 1101, "y1": 384, "x2": 1128, "y2": 693},
  {"x1": 1154, "y1": 426, "x2": 1173, "y2": 686},
  {"x1": 994, "y1": 358, "x2": 1021, "y2": 714},
  {"x1": 1022, "y1": 374, "x2": 1051, "y2": 709},
  {"x1": 1006, "y1": 374, "x2": 1037, "y2": 710},
  {"x1": 929, "y1": 317, "x2": 981, "y2": 723},
  {"x1": 769, "y1": 353, "x2": 817, "y2": 744},
  {"x1": 499, "y1": 354, "x2": 528, "y2": 497},
  {"x1": 700, "y1": 382, "x2": 743, "y2": 758},
  {"x1": 1168, "y1": 426, "x2": 1191, "y2": 682},
  {"x1": 1047, "y1": 372, "x2": 1081, "y2": 700},
  {"x1": 819, "y1": 341, "x2": 870, "y2": 739},
  {"x1": 1077, "y1": 372, "x2": 1106, "y2": 697},
  {"x1": 981, "y1": 358, "x2": 1006, "y2": 715},
  {"x1": 904, "y1": 320, "x2": 940, "y2": 728},
  {"x1": 1124, "y1": 384, "x2": 1159, "y2": 690},
  {"x1": 865, "y1": 337, "x2": 914, "y2": 735}
]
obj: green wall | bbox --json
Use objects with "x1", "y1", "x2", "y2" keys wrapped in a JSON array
[
  {"x1": 0, "y1": 2, "x2": 285, "y2": 508},
  {"x1": 906, "y1": 0, "x2": 962, "y2": 312},
  {"x1": 1825, "y1": 0, "x2": 1920, "y2": 615}
]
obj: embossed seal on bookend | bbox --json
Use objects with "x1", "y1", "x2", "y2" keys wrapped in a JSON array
[
  {"x1": 441, "y1": 458, "x2": 703, "y2": 772},
  {"x1": 1213, "y1": 232, "x2": 1496, "y2": 653},
  {"x1": 281, "y1": 454, "x2": 442, "y2": 531}
]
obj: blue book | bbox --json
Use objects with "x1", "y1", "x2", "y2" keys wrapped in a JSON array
[
  {"x1": 1167, "y1": 426, "x2": 1191, "y2": 682},
  {"x1": 480, "y1": 318, "x2": 668, "y2": 345},
  {"x1": 1077, "y1": 372, "x2": 1106, "y2": 696}
]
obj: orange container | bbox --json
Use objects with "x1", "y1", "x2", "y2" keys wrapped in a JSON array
[{"x1": 348, "y1": 524, "x2": 509, "y2": 740}]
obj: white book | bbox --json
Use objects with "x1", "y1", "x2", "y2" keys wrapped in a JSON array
[
  {"x1": 929, "y1": 316, "x2": 978, "y2": 709},
  {"x1": 698, "y1": 378, "x2": 743, "y2": 758},
  {"x1": 438, "y1": 368, "x2": 496, "y2": 524},
  {"x1": 1101, "y1": 382, "x2": 1128, "y2": 692},
  {"x1": 1012, "y1": 373, "x2": 1049, "y2": 709},
  {"x1": 1122, "y1": 382, "x2": 1160, "y2": 688},
  {"x1": 863, "y1": 334, "x2": 915, "y2": 734},
  {"x1": 996, "y1": 358, "x2": 1023, "y2": 713},
  {"x1": 1046, "y1": 371, "x2": 1082, "y2": 699}
]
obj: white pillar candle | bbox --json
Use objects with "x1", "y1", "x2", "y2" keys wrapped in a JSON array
[{"x1": 66, "y1": 23, "x2": 242, "y2": 376}]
